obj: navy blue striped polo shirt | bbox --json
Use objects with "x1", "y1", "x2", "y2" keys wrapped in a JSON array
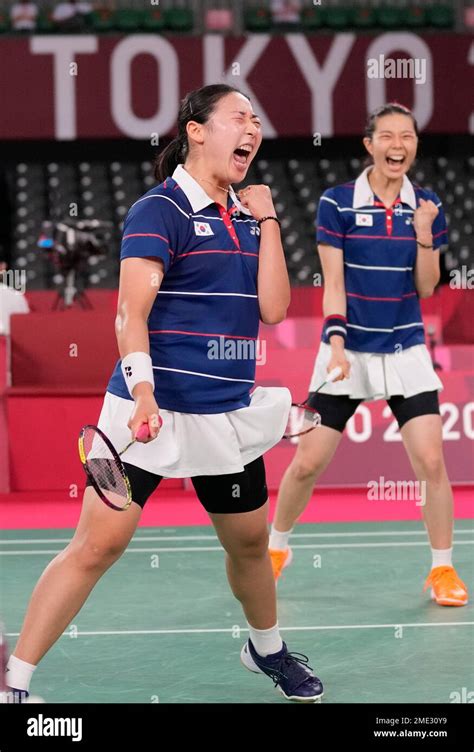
[
  {"x1": 107, "y1": 164, "x2": 261, "y2": 413},
  {"x1": 316, "y1": 167, "x2": 448, "y2": 353}
]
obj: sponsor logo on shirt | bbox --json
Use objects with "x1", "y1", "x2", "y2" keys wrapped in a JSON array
[
  {"x1": 194, "y1": 221, "x2": 214, "y2": 236},
  {"x1": 355, "y1": 213, "x2": 373, "y2": 227}
]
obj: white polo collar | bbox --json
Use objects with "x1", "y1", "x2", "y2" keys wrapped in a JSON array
[
  {"x1": 353, "y1": 166, "x2": 417, "y2": 210},
  {"x1": 172, "y1": 164, "x2": 252, "y2": 215}
]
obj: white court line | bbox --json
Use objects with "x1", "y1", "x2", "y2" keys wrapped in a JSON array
[
  {"x1": 1, "y1": 530, "x2": 473, "y2": 545},
  {"x1": 5, "y1": 622, "x2": 474, "y2": 639},
  {"x1": 1, "y1": 541, "x2": 473, "y2": 555}
]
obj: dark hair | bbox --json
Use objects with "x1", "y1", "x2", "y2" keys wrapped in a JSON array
[
  {"x1": 363, "y1": 102, "x2": 419, "y2": 168},
  {"x1": 154, "y1": 84, "x2": 249, "y2": 182},
  {"x1": 365, "y1": 102, "x2": 419, "y2": 140}
]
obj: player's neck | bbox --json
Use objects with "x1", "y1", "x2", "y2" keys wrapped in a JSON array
[
  {"x1": 367, "y1": 167, "x2": 402, "y2": 208},
  {"x1": 183, "y1": 161, "x2": 230, "y2": 207}
]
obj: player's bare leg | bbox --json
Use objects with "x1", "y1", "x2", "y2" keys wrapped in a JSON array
[
  {"x1": 401, "y1": 413, "x2": 467, "y2": 605},
  {"x1": 11, "y1": 487, "x2": 141, "y2": 666},
  {"x1": 210, "y1": 501, "x2": 276, "y2": 628},
  {"x1": 400, "y1": 414, "x2": 453, "y2": 548},
  {"x1": 273, "y1": 425, "x2": 342, "y2": 533}
]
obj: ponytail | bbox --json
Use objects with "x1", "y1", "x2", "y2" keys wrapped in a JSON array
[{"x1": 154, "y1": 136, "x2": 186, "y2": 182}]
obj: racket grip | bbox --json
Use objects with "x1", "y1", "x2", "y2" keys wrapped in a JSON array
[
  {"x1": 136, "y1": 424, "x2": 151, "y2": 441},
  {"x1": 327, "y1": 366, "x2": 342, "y2": 382},
  {"x1": 136, "y1": 416, "x2": 163, "y2": 441}
]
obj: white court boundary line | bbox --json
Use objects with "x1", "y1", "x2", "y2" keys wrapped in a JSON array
[
  {"x1": 1, "y1": 541, "x2": 473, "y2": 555},
  {"x1": 1, "y1": 529, "x2": 473, "y2": 545},
  {"x1": 5, "y1": 622, "x2": 474, "y2": 639}
]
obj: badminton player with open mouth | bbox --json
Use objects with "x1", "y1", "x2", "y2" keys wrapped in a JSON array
[
  {"x1": 6, "y1": 85, "x2": 323, "y2": 703},
  {"x1": 269, "y1": 103, "x2": 468, "y2": 608}
]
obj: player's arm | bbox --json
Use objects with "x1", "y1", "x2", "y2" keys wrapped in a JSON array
[
  {"x1": 257, "y1": 219, "x2": 291, "y2": 324},
  {"x1": 239, "y1": 184, "x2": 290, "y2": 324},
  {"x1": 318, "y1": 243, "x2": 350, "y2": 381},
  {"x1": 413, "y1": 198, "x2": 441, "y2": 298},
  {"x1": 115, "y1": 257, "x2": 164, "y2": 439}
]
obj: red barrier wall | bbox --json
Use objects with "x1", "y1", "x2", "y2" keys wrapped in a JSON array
[
  {"x1": 0, "y1": 337, "x2": 8, "y2": 492},
  {"x1": 2, "y1": 288, "x2": 472, "y2": 492}
]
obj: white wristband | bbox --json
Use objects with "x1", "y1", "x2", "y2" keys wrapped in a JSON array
[{"x1": 121, "y1": 352, "x2": 155, "y2": 398}]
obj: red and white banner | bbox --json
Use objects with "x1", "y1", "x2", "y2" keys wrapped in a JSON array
[{"x1": 1, "y1": 32, "x2": 472, "y2": 140}]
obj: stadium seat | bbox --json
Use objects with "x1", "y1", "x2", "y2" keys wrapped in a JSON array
[
  {"x1": 90, "y1": 9, "x2": 115, "y2": 32},
  {"x1": 301, "y1": 6, "x2": 324, "y2": 30},
  {"x1": 36, "y1": 10, "x2": 54, "y2": 32},
  {"x1": 0, "y1": 11, "x2": 9, "y2": 32},
  {"x1": 352, "y1": 6, "x2": 376, "y2": 29},
  {"x1": 164, "y1": 8, "x2": 194, "y2": 32},
  {"x1": 375, "y1": 6, "x2": 403, "y2": 28},
  {"x1": 428, "y1": 4, "x2": 454, "y2": 28},
  {"x1": 142, "y1": 8, "x2": 166, "y2": 32},
  {"x1": 405, "y1": 5, "x2": 426, "y2": 28},
  {"x1": 6, "y1": 154, "x2": 472, "y2": 289},
  {"x1": 114, "y1": 9, "x2": 143, "y2": 32},
  {"x1": 324, "y1": 6, "x2": 351, "y2": 29},
  {"x1": 243, "y1": 7, "x2": 271, "y2": 31}
]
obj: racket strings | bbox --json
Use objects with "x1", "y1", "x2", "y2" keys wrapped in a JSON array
[
  {"x1": 284, "y1": 404, "x2": 321, "y2": 439},
  {"x1": 81, "y1": 427, "x2": 129, "y2": 506},
  {"x1": 87, "y1": 458, "x2": 121, "y2": 492}
]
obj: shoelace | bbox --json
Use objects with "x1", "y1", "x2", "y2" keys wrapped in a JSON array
[
  {"x1": 271, "y1": 550, "x2": 288, "y2": 576},
  {"x1": 259, "y1": 651, "x2": 314, "y2": 688},
  {"x1": 425, "y1": 567, "x2": 466, "y2": 590}
]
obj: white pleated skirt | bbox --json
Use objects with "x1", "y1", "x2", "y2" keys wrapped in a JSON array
[
  {"x1": 308, "y1": 343, "x2": 443, "y2": 401},
  {"x1": 96, "y1": 386, "x2": 292, "y2": 477}
]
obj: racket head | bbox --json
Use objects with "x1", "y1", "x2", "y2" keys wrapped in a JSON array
[
  {"x1": 78, "y1": 424, "x2": 132, "y2": 511},
  {"x1": 283, "y1": 403, "x2": 322, "y2": 439}
]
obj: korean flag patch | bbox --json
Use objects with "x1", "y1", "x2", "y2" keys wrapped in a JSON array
[
  {"x1": 355, "y1": 213, "x2": 373, "y2": 227},
  {"x1": 194, "y1": 221, "x2": 214, "y2": 236}
]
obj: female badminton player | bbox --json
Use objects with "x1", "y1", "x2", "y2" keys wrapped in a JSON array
[
  {"x1": 269, "y1": 103, "x2": 468, "y2": 608},
  {"x1": 6, "y1": 85, "x2": 323, "y2": 703}
]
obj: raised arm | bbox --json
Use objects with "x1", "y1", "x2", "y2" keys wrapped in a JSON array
[
  {"x1": 413, "y1": 198, "x2": 441, "y2": 298},
  {"x1": 238, "y1": 184, "x2": 290, "y2": 324}
]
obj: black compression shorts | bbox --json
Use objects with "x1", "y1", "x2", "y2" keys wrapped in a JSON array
[
  {"x1": 306, "y1": 390, "x2": 440, "y2": 433},
  {"x1": 86, "y1": 455, "x2": 268, "y2": 513}
]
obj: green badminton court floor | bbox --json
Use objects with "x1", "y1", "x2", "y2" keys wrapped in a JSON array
[{"x1": 1, "y1": 520, "x2": 473, "y2": 704}]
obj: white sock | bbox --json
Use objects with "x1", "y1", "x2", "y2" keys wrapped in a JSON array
[
  {"x1": 5, "y1": 655, "x2": 37, "y2": 692},
  {"x1": 269, "y1": 525, "x2": 292, "y2": 551},
  {"x1": 431, "y1": 547, "x2": 453, "y2": 569},
  {"x1": 247, "y1": 623, "x2": 283, "y2": 657}
]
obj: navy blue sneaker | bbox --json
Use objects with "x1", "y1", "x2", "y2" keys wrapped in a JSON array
[
  {"x1": 2, "y1": 686, "x2": 29, "y2": 703},
  {"x1": 241, "y1": 639, "x2": 324, "y2": 702}
]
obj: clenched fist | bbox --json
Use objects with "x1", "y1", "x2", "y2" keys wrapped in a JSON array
[
  {"x1": 413, "y1": 198, "x2": 438, "y2": 238},
  {"x1": 238, "y1": 184, "x2": 276, "y2": 222}
]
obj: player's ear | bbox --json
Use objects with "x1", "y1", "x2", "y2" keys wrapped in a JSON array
[
  {"x1": 186, "y1": 120, "x2": 205, "y2": 147},
  {"x1": 362, "y1": 137, "x2": 373, "y2": 156}
]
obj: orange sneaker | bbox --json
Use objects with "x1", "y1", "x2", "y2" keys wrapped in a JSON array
[
  {"x1": 423, "y1": 566, "x2": 468, "y2": 606},
  {"x1": 269, "y1": 547, "x2": 293, "y2": 581}
]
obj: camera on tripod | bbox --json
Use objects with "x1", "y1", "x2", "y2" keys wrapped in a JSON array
[{"x1": 38, "y1": 218, "x2": 113, "y2": 309}]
